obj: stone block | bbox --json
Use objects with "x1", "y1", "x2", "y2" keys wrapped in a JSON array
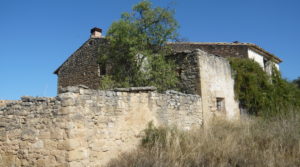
[
  {"x1": 69, "y1": 161, "x2": 83, "y2": 167},
  {"x1": 21, "y1": 129, "x2": 36, "y2": 141},
  {"x1": 67, "y1": 129, "x2": 86, "y2": 139},
  {"x1": 59, "y1": 106, "x2": 76, "y2": 115},
  {"x1": 31, "y1": 140, "x2": 44, "y2": 149},
  {"x1": 61, "y1": 98, "x2": 76, "y2": 107},
  {"x1": 58, "y1": 139, "x2": 80, "y2": 151},
  {"x1": 44, "y1": 139, "x2": 57, "y2": 149},
  {"x1": 67, "y1": 149, "x2": 88, "y2": 162},
  {"x1": 38, "y1": 131, "x2": 51, "y2": 139},
  {"x1": 50, "y1": 129, "x2": 64, "y2": 140}
]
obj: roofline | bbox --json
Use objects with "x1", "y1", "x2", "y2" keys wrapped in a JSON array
[
  {"x1": 54, "y1": 38, "x2": 93, "y2": 75},
  {"x1": 54, "y1": 41, "x2": 282, "y2": 74},
  {"x1": 167, "y1": 42, "x2": 282, "y2": 63}
]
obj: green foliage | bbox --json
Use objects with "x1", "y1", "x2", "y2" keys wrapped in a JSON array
[
  {"x1": 229, "y1": 58, "x2": 300, "y2": 116},
  {"x1": 99, "y1": 75, "x2": 117, "y2": 90},
  {"x1": 293, "y1": 77, "x2": 300, "y2": 88},
  {"x1": 141, "y1": 122, "x2": 168, "y2": 148},
  {"x1": 98, "y1": 0, "x2": 179, "y2": 91},
  {"x1": 141, "y1": 122, "x2": 186, "y2": 150}
]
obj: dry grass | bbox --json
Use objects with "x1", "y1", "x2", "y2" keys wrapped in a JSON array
[{"x1": 107, "y1": 112, "x2": 300, "y2": 167}]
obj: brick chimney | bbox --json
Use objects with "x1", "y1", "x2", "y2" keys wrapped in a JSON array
[{"x1": 90, "y1": 27, "x2": 102, "y2": 38}]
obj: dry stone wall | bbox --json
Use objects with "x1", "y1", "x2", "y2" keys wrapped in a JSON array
[
  {"x1": 169, "y1": 43, "x2": 249, "y2": 59},
  {"x1": 0, "y1": 97, "x2": 64, "y2": 167},
  {"x1": 0, "y1": 86, "x2": 202, "y2": 167}
]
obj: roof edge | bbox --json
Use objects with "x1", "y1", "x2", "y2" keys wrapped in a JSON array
[
  {"x1": 167, "y1": 42, "x2": 282, "y2": 63},
  {"x1": 54, "y1": 38, "x2": 96, "y2": 75}
]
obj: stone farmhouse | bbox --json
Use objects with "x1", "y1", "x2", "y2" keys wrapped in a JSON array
[
  {"x1": 0, "y1": 27, "x2": 282, "y2": 166},
  {"x1": 54, "y1": 27, "x2": 282, "y2": 120}
]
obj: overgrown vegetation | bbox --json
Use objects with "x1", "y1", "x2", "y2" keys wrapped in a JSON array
[
  {"x1": 107, "y1": 113, "x2": 300, "y2": 167},
  {"x1": 293, "y1": 77, "x2": 300, "y2": 89},
  {"x1": 98, "y1": 0, "x2": 179, "y2": 91},
  {"x1": 229, "y1": 58, "x2": 300, "y2": 116}
]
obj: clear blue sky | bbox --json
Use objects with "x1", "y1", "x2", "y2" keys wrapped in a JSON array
[{"x1": 0, "y1": 0, "x2": 299, "y2": 99}]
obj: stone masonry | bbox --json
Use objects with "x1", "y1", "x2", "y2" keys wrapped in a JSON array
[
  {"x1": 0, "y1": 86, "x2": 202, "y2": 167},
  {"x1": 54, "y1": 38, "x2": 107, "y2": 92}
]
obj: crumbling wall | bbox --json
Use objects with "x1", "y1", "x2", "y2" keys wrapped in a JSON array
[
  {"x1": 0, "y1": 86, "x2": 202, "y2": 167},
  {"x1": 172, "y1": 51, "x2": 201, "y2": 95},
  {"x1": 195, "y1": 49, "x2": 240, "y2": 122},
  {"x1": 169, "y1": 43, "x2": 248, "y2": 59},
  {"x1": 59, "y1": 87, "x2": 202, "y2": 166}
]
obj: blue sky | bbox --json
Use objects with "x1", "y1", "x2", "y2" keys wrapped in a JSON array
[{"x1": 0, "y1": 0, "x2": 299, "y2": 99}]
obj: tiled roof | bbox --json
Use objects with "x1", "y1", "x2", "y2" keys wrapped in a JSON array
[{"x1": 167, "y1": 42, "x2": 282, "y2": 63}]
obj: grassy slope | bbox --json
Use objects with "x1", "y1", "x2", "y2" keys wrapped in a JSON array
[{"x1": 106, "y1": 112, "x2": 300, "y2": 167}]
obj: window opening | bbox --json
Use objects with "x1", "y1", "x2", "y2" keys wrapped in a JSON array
[{"x1": 216, "y1": 98, "x2": 225, "y2": 111}]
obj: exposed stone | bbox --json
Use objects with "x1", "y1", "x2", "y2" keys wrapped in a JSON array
[
  {"x1": 114, "y1": 86, "x2": 157, "y2": 92},
  {"x1": 0, "y1": 87, "x2": 203, "y2": 166}
]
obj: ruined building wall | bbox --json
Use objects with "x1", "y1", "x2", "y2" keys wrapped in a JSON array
[
  {"x1": 56, "y1": 38, "x2": 107, "y2": 91},
  {"x1": 0, "y1": 87, "x2": 202, "y2": 167},
  {"x1": 172, "y1": 51, "x2": 201, "y2": 94},
  {"x1": 195, "y1": 49, "x2": 240, "y2": 122},
  {"x1": 170, "y1": 43, "x2": 249, "y2": 59}
]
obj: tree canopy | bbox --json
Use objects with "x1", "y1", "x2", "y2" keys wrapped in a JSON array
[{"x1": 98, "y1": 0, "x2": 179, "y2": 91}]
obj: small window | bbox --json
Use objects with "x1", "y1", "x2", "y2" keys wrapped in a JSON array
[
  {"x1": 263, "y1": 58, "x2": 268, "y2": 70},
  {"x1": 98, "y1": 64, "x2": 106, "y2": 76},
  {"x1": 101, "y1": 65, "x2": 106, "y2": 75},
  {"x1": 216, "y1": 98, "x2": 225, "y2": 111}
]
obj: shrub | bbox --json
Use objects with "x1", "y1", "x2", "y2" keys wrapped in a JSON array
[{"x1": 229, "y1": 58, "x2": 300, "y2": 116}]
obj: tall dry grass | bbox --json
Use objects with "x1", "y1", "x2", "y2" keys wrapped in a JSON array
[{"x1": 107, "y1": 112, "x2": 300, "y2": 167}]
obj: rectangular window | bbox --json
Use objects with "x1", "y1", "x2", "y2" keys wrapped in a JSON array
[
  {"x1": 98, "y1": 64, "x2": 106, "y2": 76},
  {"x1": 216, "y1": 98, "x2": 225, "y2": 111}
]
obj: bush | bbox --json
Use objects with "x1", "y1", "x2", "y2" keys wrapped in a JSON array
[
  {"x1": 106, "y1": 112, "x2": 300, "y2": 167},
  {"x1": 229, "y1": 58, "x2": 300, "y2": 116}
]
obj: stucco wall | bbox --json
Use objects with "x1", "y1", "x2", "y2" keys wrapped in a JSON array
[
  {"x1": 0, "y1": 86, "x2": 202, "y2": 167},
  {"x1": 195, "y1": 49, "x2": 240, "y2": 122},
  {"x1": 248, "y1": 49, "x2": 265, "y2": 69}
]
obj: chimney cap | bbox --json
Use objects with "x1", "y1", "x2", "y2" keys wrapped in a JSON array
[{"x1": 91, "y1": 27, "x2": 102, "y2": 33}]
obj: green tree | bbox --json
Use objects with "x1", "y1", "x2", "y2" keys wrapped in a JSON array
[{"x1": 98, "y1": 0, "x2": 179, "y2": 91}]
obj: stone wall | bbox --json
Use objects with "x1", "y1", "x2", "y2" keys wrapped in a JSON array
[
  {"x1": 0, "y1": 97, "x2": 63, "y2": 167},
  {"x1": 170, "y1": 49, "x2": 240, "y2": 122},
  {"x1": 0, "y1": 86, "x2": 202, "y2": 167},
  {"x1": 169, "y1": 43, "x2": 249, "y2": 59},
  {"x1": 172, "y1": 51, "x2": 201, "y2": 94},
  {"x1": 55, "y1": 38, "x2": 107, "y2": 92},
  {"x1": 0, "y1": 100, "x2": 18, "y2": 107}
]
